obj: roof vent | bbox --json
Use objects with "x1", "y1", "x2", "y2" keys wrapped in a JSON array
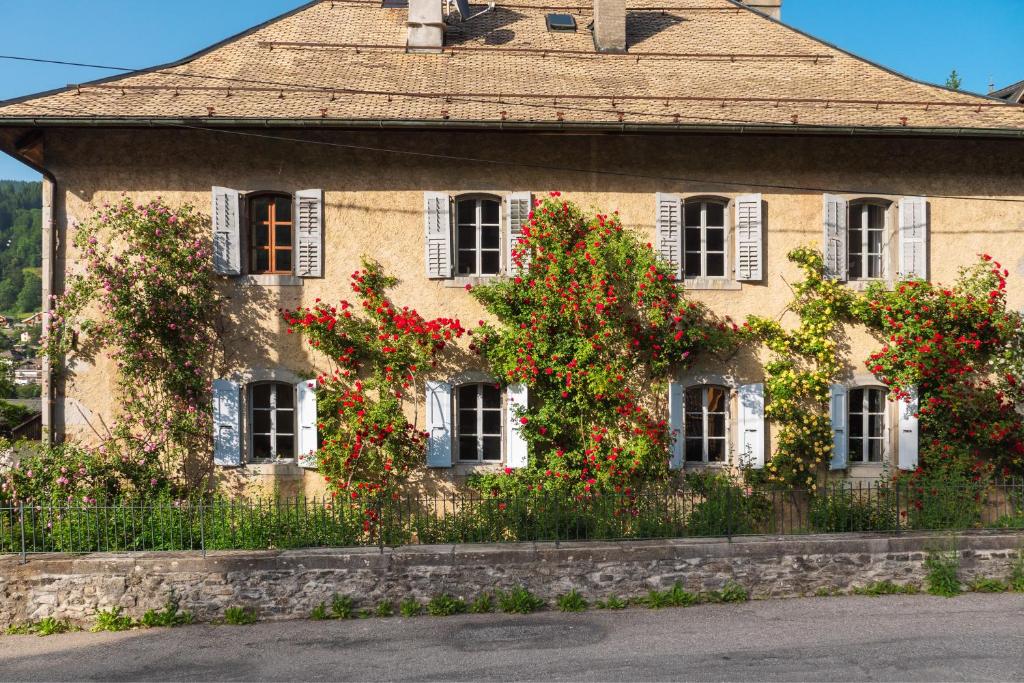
[
  {"x1": 546, "y1": 13, "x2": 577, "y2": 32},
  {"x1": 407, "y1": 0, "x2": 445, "y2": 53}
]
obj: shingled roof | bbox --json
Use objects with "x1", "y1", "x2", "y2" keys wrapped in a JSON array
[
  {"x1": 1, "y1": 0, "x2": 1022, "y2": 136},
  {"x1": 992, "y1": 79, "x2": 1024, "y2": 105}
]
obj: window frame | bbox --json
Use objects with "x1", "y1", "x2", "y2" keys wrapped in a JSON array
[
  {"x1": 682, "y1": 197, "x2": 730, "y2": 282},
  {"x1": 683, "y1": 383, "x2": 730, "y2": 465},
  {"x1": 847, "y1": 385, "x2": 888, "y2": 465},
  {"x1": 453, "y1": 382, "x2": 504, "y2": 464},
  {"x1": 247, "y1": 380, "x2": 297, "y2": 462},
  {"x1": 248, "y1": 191, "x2": 295, "y2": 276},
  {"x1": 847, "y1": 199, "x2": 890, "y2": 282},
  {"x1": 454, "y1": 195, "x2": 503, "y2": 278}
]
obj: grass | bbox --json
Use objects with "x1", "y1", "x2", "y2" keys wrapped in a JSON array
[
  {"x1": 5, "y1": 618, "x2": 77, "y2": 637},
  {"x1": 924, "y1": 549, "x2": 962, "y2": 598},
  {"x1": 851, "y1": 580, "x2": 920, "y2": 597},
  {"x1": 91, "y1": 607, "x2": 136, "y2": 633},
  {"x1": 968, "y1": 578, "x2": 1008, "y2": 593},
  {"x1": 223, "y1": 607, "x2": 258, "y2": 625},
  {"x1": 426, "y1": 594, "x2": 467, "y2": 617},
  {"x1": 140, "y1": 600, "x2": 192, "y2": 628},
  {"x1": 496, "y1": 587, "x2": 545, "y2": 614},
  {"x1": 556, "y1": 589, "x2": 588, "y2": 612},
  {"x1": 1010, "y1": 551, "x2": 1024, "y2": 592}
]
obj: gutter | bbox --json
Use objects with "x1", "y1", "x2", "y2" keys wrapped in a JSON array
[{"x1": 0, "y1": 117, "x2": 1023, "y2": 139}]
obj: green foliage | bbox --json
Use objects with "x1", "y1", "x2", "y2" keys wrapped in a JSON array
[
  {"x1": 310, "y1": 603, "x2": 329, "y2": 621},
  {"x1": 852, "y1": 580, "x2": 919, "y2": 596},
  {"x1": 330, "y1": 594, "x2": 355, "y2": 619},
  {"x1": 469, "y1": 194, "x2": 734, "y2": 496},
  {"x1": 556, "y1": 589, "x2": 588, "y2": 612},
  {"x1": 945, "y1": 69, "x2": 962, "y2": 90},
  {"x1": 809, "y1": 484, "x2": 898, "y2": 533},
  {"x1": 594, "y1": 595, "x2": 627, "y2": 610},
  {"x1": 91, "y1": 607, "x2": 136, "y2": 632},
  {"x1": 706, "y1": 581, "x2": 749, "y2": 603},
  {"x1": 375, "y1": 601, "x2": 395, "y2": 617},
  {"x1": 4, "y1": 623, "x2": 34, "y2": 635},
  {"x1": 399, "y1": 598, "x2": 422, "y2": 618},
  {"x1": 426, "y1": 594, "x2": 467, "y2": 616},
  {"x1": 685, "y1": 471, "x2": 769, "y2": 536},
  {"x1": 469, "y1": 593, "x2": 494, "y2": 614},
  {"x1": 0, "y1": 181, "x2": 43, "y2": 315},
  {"x1": 641, "y1": 582, "x2": 698, "y2": 608},
  {"x1": 6, "y1": 617, "x2": 77, "y2": 637},
  {"x1": 745, "y1": 247, "x2": 856, "y2": 487},
  {"x1": 496, "y1": 586, "x2": 545, "y2": 614},
  {"x1": 223, "y1": 607, "x2": 258, "y2": 625},
  {"x1": 1009, "y1": 552, "x2": 1024, "y2": 592},
  {"x1": 968, "y1": 578, "x2": 1007, "y2": 593},
  {"x1": 358, "y1": 608, "x2": 373, "y2": 619},
  {"x1": 924, "y1": 549, "x2": 962, "y2": 597}
]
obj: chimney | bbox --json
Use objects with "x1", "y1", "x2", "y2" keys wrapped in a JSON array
[
  {"x1": 407, "y1": 0, "x2": 445, "y2": 53},
  {"x1": 593, "y1": 0, "x2": 626, "y2": 53},
  {"x1": 742, "y1": 0, "x2": 782, "y2": 20}
]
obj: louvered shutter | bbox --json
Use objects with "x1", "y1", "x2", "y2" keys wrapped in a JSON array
[
  {"x1": 668, "y1": 381, "x2": 684, "y2": 470},
  {"x1": 507, "y1": 192, "x2": 532, "y2": 274},
  {"x1": 213, "y1": 379, "x2": 241, "y2": 466},
  {"x1": 734, "y1": 194, "x2": 763, "y2": 281},
  {"x1": 424, "y1": 192, "x2": 453, "y2": 279},
  {"x1": 829, "y1": 384, "x2": 848, "y2": 470},
  {"x1": 737, "y1": 383, "x2": 765, "y2": 469},
  {"x1": 822, "y1": 194, "x2": 848, "y2": 281},
  {"x1": 506, "y1": 383, "x2": 529, "y2": 468},
  {"x1": 898, "y1": 385, "x2": 919, "y2": 471},
  {"x1": 296, "y1": 378, "x2": 319, "y2": 469},
  {"x1": 655, "y1": 193, "x2": 682, "y2": 279},
  {"x1": 295, "y1": 189, "x2": 323, "y2": 278},
  {"x1": 425, "y1": 380, "x2": 453, "y2": 467},
  {"x1": 212, "y1": 187, "x2": 242, "y2": 276},
  {"x1": 898, "y1": 196, "x2": 928, "y2": 281}
]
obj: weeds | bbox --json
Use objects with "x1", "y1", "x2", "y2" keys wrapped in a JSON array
[
  {"x1": 496, "y1": 587, "x2": 545, "y2": 614},
  {"x1": 330, "y1": 594, "x2": 354, "y2": 620},
  {"x1": 223, "y1": 606, "x2": 258, "y2": 625},
  {"x1": 91, "y1": 607, "x2": 136, "y2": 633},
  {"x1": 426, "y1": 594, "x2": 467, "y2": 617},
  {"x1": 594, "y1": 595, "x2": 627, "y2": 610},
  {"x1": 399, "y1": 598, "x2": 422, "y2": 618},
  {"x1": 968, "y1": 578, "x2": 1008, "y2": 593},
  {"x1": 4, "y1": 619, "x2": 77, "y2": 637},
  {"x1": 375, "y1": 601, "x2": 395, "y2": 617},
  {"x1": 310, "y1": 603, "x2": 329, "y2": 621},
  {"x1": 140, "y1": 599, "x2": 192, "y2": 628},
  {"x1": 556, "y1": 589, "x2": 588, "y2": 612},
  {"x1": 852, "y1": 580, "x2": 919, "y2": 597},
  {"x1": 1010, "y1": 551, "x2": 1024, "y2": 592},
  {"x1": 707, "y1": 581, "x2": 749, "y2": 604},
  {"x1": 641, "y1": 582, "x2": 698, "y2": 608},
  {"x1": 924, "y1": 549, "x2": 962, "y2": 597},
  {"x1": 469, "y1": 594, "x2": 494, "y2": 614}
]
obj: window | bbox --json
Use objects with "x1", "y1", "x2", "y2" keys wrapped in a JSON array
[
  {"x1": 848, "y1": 201, "x2": 886, "y2": 280},
  {"x1": 250, "y1": 381, "x2": 295, "y2": 460},
  {"x1": 683, "y1": 199, "x2": 727, "y2": 278},
  {"x1": 684, "y1": 384, "x2": 728, "y2": 463},
  {"x1": 455, "y1": 383, "x2": 502, "y2": 463},
  {"x1": 250, "y1": 193, "x2": 293, "y2": 274},
  {"x1": 848, "y1": 387, "x2": 886, "y2": 464},
  {"x1": 546, "y1": 13, "x2": 577, "y2": 31},
  {"x1": 456, "y1": 197, "x2": 501, "y2": 276}
]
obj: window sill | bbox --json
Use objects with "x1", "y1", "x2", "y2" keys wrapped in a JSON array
[
  {"x1": 245, "y1": 461, "x2": 304, "y2": 478},
  {"x1": 237, "y1": 274, "x2": 304, "y2": 287},
  {"x1": 683, "y1": 278, "x2": 741, "y2": 291},
  {"x1": 442, "y1": 275, "x2": 505, "y2": 289},
  {"x1": 681, "y1": 461, "x2": 728, "y2": 469},
  {"x1": 449, "y1": 462, "x2": 506, "y2": 475},
  {"x1": 844, "y1": 279, "x2": 890, "y2": 292}
]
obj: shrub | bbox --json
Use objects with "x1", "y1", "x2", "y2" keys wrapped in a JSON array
[
  {"x1": 330, "y1": 594, "x2": 354, "y2": 620},
  {"x1": 426, "y1": 594, "x2": 467, "y2": 617},
  {"x1": 223, "y1": 607, "x2": 258, "y2": 625},
  {"x1": 469, "y1": 594, "x2": 494, "y2": 614},
  {"x1": 809, "y1": 486, "x2": 897, "y2": 533},
  {"x1": 496, "y1": 587, "x2": 545, "y2": 614},
  {"x1": 399, "y1": 598, "x2": 422, "y2": 618},
  {"x1": 1010, "y1": 551, "x2": 1024, "y2": 592},
  {"x1": 685, "y1": 471, "x2": 769, "y2": 537},
  {"x1": 375, "y1": 601, "x2": 395, "y2": 617},
  {"x1": 556, "y1": 589, "x2": 588, "y2": 612},
  {"x1": 924, "y1": 549, "x2": 962, "y2": 597},
  {"x1": 969, "y1": 578, "x2": 1008, "y2": 593},
  {"x1": 594, "y1": 595, "x2": 627, "y2": 610},
  {"x1": 140, "y1": 599, "x2": 192, "y2": 628},
  {"x1": 310, "y1": 603, "x2": 329, "y2": 621},
  {"x1": 91, "y1": 607, "x2": 136, "y2": 633}
]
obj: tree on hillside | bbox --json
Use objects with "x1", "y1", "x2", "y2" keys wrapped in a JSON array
[{"x1": 15, "y1": 271, "x2": 41, "y2": 313}]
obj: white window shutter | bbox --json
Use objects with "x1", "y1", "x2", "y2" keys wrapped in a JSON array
[
  {"x1": 655, "y1": 193, "x2": 682, "y2": 279},
  {"x1": 506, "y1": 383, "x2": 529, "y2": 468},
  {"x1": 212, "y1": 187, "x2": 241, "y2": 276},
  {"x1": 425, "y1": 380, "x2": 453, "y2": 467},
  {"x1": 507, "y1": 192, "x2": 532, "y2": 274},
  {"x1": 295, "y1": 189, "x2": 324, "y2": 278},
  {"x1": 829, "y1": 383, "x2": 848, "y2": 470},
  {"x1": 822, "y1": 194, "x2": 848, "y2": 281},
  {"x1": 734, "y1": 194, "x2": 763, "y2": 281},
  {"x1": 898, "y1": 196, "x2": 928, "y2": 281},
  {"x1": 668, "y1": 381, "x2": 684, "y2": 470},
  {"x1": 424, "y1": 192, "x2": 453, "y2": 279},
  {"x1": 296, "y1": 378, "x2": 319, "y2": 469},
  {"x1": 898, "y1": 385, "x2": 920, "y2": 471},
  {"x1": 737, "y1": 383, "x2": 765, "y2": 469},
  {"x1": 213, "y1": 379, "x2": 241, "y2": 466}
]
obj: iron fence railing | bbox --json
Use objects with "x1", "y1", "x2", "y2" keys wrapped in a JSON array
[{"x1": 1, "y1": 479, "x2": 1022, "y2": 557}]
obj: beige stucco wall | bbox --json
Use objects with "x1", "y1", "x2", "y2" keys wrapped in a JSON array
[{"x1": 38, "y1": 128, "x2": 1024, "y2": 495}]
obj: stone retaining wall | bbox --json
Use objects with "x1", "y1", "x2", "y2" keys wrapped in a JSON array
[{"x1": 2, "y1": 531, "x2": 1022, "y2": 626}]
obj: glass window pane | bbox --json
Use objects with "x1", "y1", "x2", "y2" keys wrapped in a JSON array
[
  {"x1": 275, "y1": 197, "x2": 292, "y2": 223},
  {"x1": 252, "y1": 435, "x2": 272, "y2": 460},
  {"x1": 457, "y1": 251, "x2": 475, "y2": 275},
  {"x1": 252, "y1": 410, "x2": 272, "y2": 434},
  {"x1": 251, "y1": 197, "x2": 271, "y2": 220},
  {"x1": 849, "y1": 416, "x2": 863, "y2": 437},
  {"x1": 457, "y1": 201, "x2": 475, "y2": 224},
  {"x1": 868, "y1": 389, "x2": 885, "y2": 413},
  {"x1": 868, "y1": 439, "x2": 883, "y2": 462},
  {"x1": 706, "y1": 386, "x2": 726, "y2": 413},
  {"x1": 458, "y1": 437, "x2": 478, "y2": 461},
  {"x1": 849, "y1": 388, "x2": 864, "y2": 408},
  {"x1": 685, "y1": 439, "x2": 703, "y2": 462},
  {"x1": 684, "y1": 228, "x2": 701, "y2": 251},
  {"x1": 684, "y1": 257, "x2": 701, "y2": 278},
  {"x1": 481, "y1": 200, "x2": 499, "y2": 225},
  {"x1": 253, "y1": 250, "x2": 270, "y2": 273},
  {"x1": 252, "y1": 223, "x2": 270, "y2": 247},
  {"x1": 867, "y1": 229, "x2": 882, "y2": 254},
  {"x1": 868, "y1": 415, "x2": 884, "y2": 438},
  {"x1": 276, "y1": 250, "x2": 292, "y2": 273},
  {"x1": 708, "y1": 414, "x2": 725, "y2": 437},
  {"x1": 849, "y1": 437, "x2": 863, "y2": 462},
  {"x1": 276, "y1": 435, "x2": 295, "y2": 458},
  {"x1": 706, "y1": 228, "x2": 724, "y2": 252},
  {"x1": 482, "y1": 384, "x2": 501, "y2": 409},
  {"x1": 481, "y1": 251, "x2": 500, "y2": 275},
  {"x1": 705, "y1": 202, "x2": 725, "y2": 227},
  {"x1": 458, "y1": 385, "x2": 478, "y2": 405},
  {"x1": 275, "y1": 385, "x2": 294, "y2": 409},
  {"x1": 275, "y1": 410, "x2": 294, "y2": 435},
  {"x1": 848, "y1": 254, "x2": 862, "y2": 280},
  {"x1": 848, "y1": 227, "x2": 862, "y2": 254},
  {"x1": 867, "y1": 204, "x2": 884, "y2": 229},
  {"x1": 684, "y1": 202, "x2": 701, "y2": 226},
  {"x1": 685, "y1": 387, "x2": 703, "y2": 407},
  {"x1": 458, "y1": 225, "x2": 476, "y2": 249},
  {"x1": 275, "y1": 225, "x2": 292, "y2": 247},
  {"x1": 253, "y1": 384, "x2": 272, "y2": 408},
  {"x1": 482, "y1": 410, "x2": 501, "y2": 435},
  {"x1": 706, "y1": 254, "x2": 724, "y2": 277},
  {"x1": 482, "y1": 436, "x2": 501, "y2": 461},
  {"x1": 685, "y1": 415, "x2": 703, "y2": 437},
  {"x1": 481, "y1": 226, "x2": 500, "y2": 249},
  {"x1": 458, "y1": 410, "x2": 478, "y2": 435},
  {"x1": 707, "y1": 439, "x2": 725, "y2": 462},
  {"x1": 867, "y1": 254, "x2": 881, "y2": 279}
]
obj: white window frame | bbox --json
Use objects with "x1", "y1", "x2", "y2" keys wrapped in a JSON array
[
  {"x1": 847, "y1": 385, "x2": 888, "y2": 465},
  {"x1": 454, "y1": 382, "x2": 504, "y2": 464},
  {"x1": 248, "y1": 381, "x2": 297, "y2": 462},
  {"x1": 848, "y1": 200, "x2": 889, "y2": 282},
  {"x1": 684, "y1": 383, "x2": 730, "y2": 465},
  {"x1": 455, "y1": 195, "x2": 503, "y2": 278},
  {"x1": 683, "y1": 197, "x2": 729, "y2": 281}
]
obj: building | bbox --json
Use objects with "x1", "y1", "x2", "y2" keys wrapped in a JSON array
[
  {"x1": 992, "y1": 80, "x2": 1024, "y2": 104},
  {"x1": 0, "y1": 0, "x2": 1022, "y2": 496},
  {"x1": 13, "y1": 359, "x2": 42, "y2": 386}
]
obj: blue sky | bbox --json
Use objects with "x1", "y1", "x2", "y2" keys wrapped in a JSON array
[{"x1": 0, "y1": 0, "x2": 1021, "y2": 180}]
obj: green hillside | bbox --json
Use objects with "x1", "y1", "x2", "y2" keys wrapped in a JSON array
[{"x1": 0, "y1": 180, "x2": 42, "y2": 315}]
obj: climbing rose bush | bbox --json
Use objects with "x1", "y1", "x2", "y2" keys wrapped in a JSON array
[
  {"x1": 43, "y1": 198, "x2": 221, "y2": 494},
  {"x1": 283, "y1": 259, "x2": 466, "y2": 503},
  {"x1": 469, "y1": 194, "x2": 734, "y2": 497}
]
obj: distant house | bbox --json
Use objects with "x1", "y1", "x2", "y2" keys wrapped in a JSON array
[
  {"x1": 992, "y1": 80, "x2": 1024, "y2": 104},
  {"x1": 17, "y1": 312, "x2": 42, "y2": 328},
  {"x1": 14, "y1": 359, "x2": 41, "y2": 386}
]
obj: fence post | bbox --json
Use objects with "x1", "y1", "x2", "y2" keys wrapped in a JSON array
[
  {"x1": 19, "y1": 501, "x2": 27, "y2": 564},
  {"x1": 199, "y1": 499, "x2": 206, "y2": 558}
]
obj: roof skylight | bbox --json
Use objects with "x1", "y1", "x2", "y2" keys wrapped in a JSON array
[{"x1": 546, "y1": 13, "x2": 577, "y2": 32}]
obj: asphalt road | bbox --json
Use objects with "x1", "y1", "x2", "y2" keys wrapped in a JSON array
[{"x1": 2, "y1": 594, "x2": 1023, "y2": 681}]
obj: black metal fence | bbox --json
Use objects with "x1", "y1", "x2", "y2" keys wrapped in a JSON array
[{"x1": 2, "y1": 479, "x2": 1022, "y2": 557}]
